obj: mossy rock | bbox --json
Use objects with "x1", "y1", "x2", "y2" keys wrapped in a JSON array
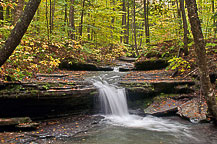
[{"x1": 134, "y1": 59, "x2": 169, "y2": 71}]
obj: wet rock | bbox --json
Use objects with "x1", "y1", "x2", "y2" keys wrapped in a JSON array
[
  {"x1": 177, "y1": 98, "x2": 208, "y2": 122},
  {"x1": 134, "y1": 59, "x2": 169, "y2": 71},
  {"x1": 144, "y1": 98, "x2": 185, "y2": 116},
  {"x1": 0, "y1": 82, "x2": 97, "y2": 117}
]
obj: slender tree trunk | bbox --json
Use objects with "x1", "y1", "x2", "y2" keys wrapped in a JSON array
[
  {"x1": 144, "y1": 0, "x2": 150, "y2": 44},
  {"x1": 121, "y1": 0, "x2": 126, "y2": 43},
  {"x1": 49, "y1": 0, "x2": 52, "y2": 34},
  {"x1": 13, "y1": 0, "x2": 25, "y2": 25},
  {"x1": 0, "y1": 1, "x2": 3, "y2": 27},
  {"x1": 180, "y1": 0, "x2": 189, "y2": 56},
  {"x1": 133, "y1": 0, "x2": 139, "y2": 56},
  {"x1": 46, "y1": 0, "x2": 50, "y2": 42},
  {"x1": 6, "y1": 0, "x2": 11, "y2": 23},
  {"x1": 64, "y1": 1, "x2": 68, "y2": 33},
  {"x1": 212, "y1": 0, "x2": 216, "y2": 37},
  {"x1": 126, "y1": 0, "x2": 130, "y2": 44},
  {"x1": 51, "y1": 0, "x2": 56, "y2": 32},
  {"x1": 69, "y1": 0, "x2": 75, "y2": 40},
  {"x1": 79, "y1": 0, "x2": 85, "y2": 37},
  {"x1": 87, "y1": 13, "x2": 90, "y2": 40},
  {"x1": 176, "y1": 0, "x2": 182, "y2": 31},
  {"x1": 0, "y1": 0, "x2": 41, "y2": 67},
  {"x1": 185, "y1": 0, "x2": 217, "y2": 120}
]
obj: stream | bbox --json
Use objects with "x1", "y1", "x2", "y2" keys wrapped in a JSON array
[
  {"x1": 58, "y1": 69, "x2": 216, "y2": 144},
  {"x1": 1, "y1": 69, "x2": 217, "y2": 144}
]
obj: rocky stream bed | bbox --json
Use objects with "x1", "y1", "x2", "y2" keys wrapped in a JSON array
[{"x1": 0, "y1": 58, "x2": 216, "y2": 143}]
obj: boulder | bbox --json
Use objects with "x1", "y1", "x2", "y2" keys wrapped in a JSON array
[
  {"x1": 144, "y1": 98, "x2": 185, "y2": 116},
  {"x1": 177, "y1": 98, "x2": 208, "y2": 123}
]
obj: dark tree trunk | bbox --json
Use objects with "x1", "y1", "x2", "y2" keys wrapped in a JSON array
[
  {"x1": 46, "y1": 0, "x2": 50, "y2": 42},
  {"x1": 69, "y1": 0, "x2": 75, "y2": 40},
  {"x1": 64, "y1": 1, "x2": 68, "y2": 31},
  {"x1": 13, "y1": 0, "x2": 25, "y2": 25},
  {"x1": 126, "y1": 0, "x2": 130, "y2": 44},
  {"x1": 51, "y1": 0, "x2": 56, "y2": 32},
  {"x1": 6, "y1": 0, "x2": 11, "y2": 22},
  {"x1": 79, "y1": 0, "x2": 85, "y2": 37},
  {"x1": 49, "y1": 0, "x2": 52, "y2": 34},
  {"x1": 180, "y1": 0, "x2": 189, "y2": 56},
  {"x1": 144, "y1": 0, "x2": 150, "y2": 44},
  {"x1": 133, "y1": 0, "x2": 139, "y2": 56},
  {"x1": 0, "y1": 0, "x2": 41, "y2": 67},
  {"x1": 0, "y1": 0, "x2": 3, "y2": 25},
  {"x1": 185, "y1": 0, "x2": 217, "y2": 120},
  {"x1": 121, "y1": 0, "x2": 126, "y2": 43},
  {"x1": 212, "y1": 0, "x2": 216, "y2": 36}
]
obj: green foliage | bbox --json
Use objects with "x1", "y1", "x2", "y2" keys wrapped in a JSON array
[{"x1": 168, "y1": 57, "x2": 191, "y2": 73}]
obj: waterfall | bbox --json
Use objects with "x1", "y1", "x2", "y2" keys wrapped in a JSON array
[
  {"x1": 93, "y1": 81, "x2": 129, "y2": 117},
  {"x1": 92, "y1": 72, "x2": 190, "y2": 134}
]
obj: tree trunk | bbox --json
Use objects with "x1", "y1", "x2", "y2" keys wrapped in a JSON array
[
  {"x1": 6, "y1": 0, "x2": 11, "y2": 22},
  {"x1": 51, "y1": 0, "x2": 56, "y2": 32},
  {"x1": 79, "y1": 0, "x2": 85, "y2": 37},
  {"x1": 126, "y1": 0, "x2": 130, "y2": 44},
  {"x1": 121, "y1": 0, "x2": 126, "y2": 43},
  {"x1": 180, "y1": 0, "x2": 189, "y2": 56},
  {"x1": 0, "y1": 0, "x2": 3, "y2": 25},
  {"x1": 212, "y1": 0, "x2": 216, "y2": 37},
  {"x1": 64, "y1": 1, "x2": 68, "y2": 32},
  {"x1": 13, "y1": 0, "x2": 25, "y2": 25},
  {"x1": 46, "y1": 0, "x2": 50, "y2": 42},
  {"x1": 133, "y1": 0, "x2": 139, "y2": 56},
  {"x1": 69, "y1": 0, "x2": 75, "y2": 40},
  {"x1": 185, "y1": 0, "x2": 217, "y2": 120},
  {"x1": 0, "y1": 0, "x2": 41, "y2": 67},
  {"x1": 144, "y1": 0, "x2": 150, "y2": 44}
]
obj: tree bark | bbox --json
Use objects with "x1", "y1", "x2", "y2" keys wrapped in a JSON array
[
  {"x1": 0, "y1": 0, "x2": 41, "y2": 67},
  {"x1": 79, "y1": 0, "x2": 85, "y2": 37},
  {"x1": 6, "y1": 0, "x2": 11, "y2": 22},
  {"x1": 126, "y1": 0, "x2": 130, "y2": 44},
  {"x1": 133, "y1": 0, "x2": 139, "y2": 56},
  {"x1": 51, "y1": 0, "x2": 56, "y2": 32},
  {"x1": 13, "y1": 0, "x2": 25, "y2": 25},
  {"x1": 144, "y1": 0, "x2": 150, "y2": 44},
  {"x1": 69, "y1": 0, "x2": 75, "y2": 40},
  {"x1": 180, "y1": 0, "x2": 189, "y2": 56},
  {"x1": 64, "y1": 1, "x2": 68, "y2": 32},
  {"x1": 212, "y1": 0, "x2": 216, "y2": 36},
  {"x1": 46, "y1": 0, "x2": 50, "y2": 42},
  {"x1": 121, "y1": 0, "x2": 126, "y2": 43},
  {"x1": 0, "y1": 0, "x2": 3, "y2": 25},
  {"x1": 185, "y1": 0, "x2": 217, "y2": 120}
]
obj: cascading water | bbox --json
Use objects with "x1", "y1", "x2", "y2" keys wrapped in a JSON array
[
  {"x1": 92, "y1": 68, "x2": 192, "y2": 134},
  {"x1": 93, "y1": 81, "x2": 129, "y2": 116}
]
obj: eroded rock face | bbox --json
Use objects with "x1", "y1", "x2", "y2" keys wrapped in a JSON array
[
  {"x1": 134, "y1": 59, "x2": 169, "y2": 71},
  {"x1": 0, "y1": 82, "x2": 97, "y2": 117}
]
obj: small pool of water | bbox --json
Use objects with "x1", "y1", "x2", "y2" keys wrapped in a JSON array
[{"x1": 48, "y1": 115, "x2": 217, "y2": 144}]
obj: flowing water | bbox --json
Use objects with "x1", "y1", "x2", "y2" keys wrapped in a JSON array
[
  {"x1": 74, "y1": 69, "x2": 199, "y2": 144},
  {"x1": 43, "y1": 69, "x2": 217, "y2": 144}
]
